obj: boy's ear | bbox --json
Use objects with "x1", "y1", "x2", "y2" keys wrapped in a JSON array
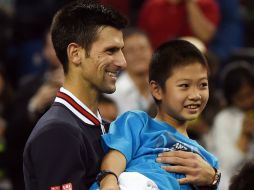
[
  {"x1": 67, "y1": 43, "x2": 83, "y2": 66},
  {"x1": 149, "y1": 80, "x2": 162, "y2": 101}
]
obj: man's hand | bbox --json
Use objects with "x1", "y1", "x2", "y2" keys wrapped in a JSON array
[{"x1": 156, "y1": 151, "x2": 215, "y2": 186}]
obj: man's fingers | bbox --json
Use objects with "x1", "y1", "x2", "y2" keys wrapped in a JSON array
[
  {"x1": 178, "y1": 177, "x2": 191, "y2": 184},
  {"x1": 161, "y1": 165, "x2": 192, "y2": 174},
  {"x1": 157, "y1": 156, "x2": 187, "y2": 165},
  {"x1": 157, "y1": 155, "x2": 198, "y2": 168},
  {"x1": 158, "y1": 150, "x2": 197, "y2": 159}
]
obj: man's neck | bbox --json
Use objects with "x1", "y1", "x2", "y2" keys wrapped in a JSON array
[{"x1": 63, "y1": 78, "x2": 99, "y2": 115}]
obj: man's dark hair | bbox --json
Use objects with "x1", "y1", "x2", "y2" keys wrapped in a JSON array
[
  {"x1": 51, "y1": 0, "x2": 128, "y2": 73},
  {"x1": 149, "y1": 39, "x2": 209, "y2": 103},
  {"x1": 229, "y1": 160, "x2": 254, "y2": 190}
]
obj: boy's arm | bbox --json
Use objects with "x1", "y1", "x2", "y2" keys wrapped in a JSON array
[{"x1": 98, "y1": 149, "x2": 127, "y2": 190}]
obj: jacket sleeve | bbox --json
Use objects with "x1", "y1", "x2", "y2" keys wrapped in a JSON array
[{"x1": 28, "y1": 123, "x2": 88, "y2": 190}]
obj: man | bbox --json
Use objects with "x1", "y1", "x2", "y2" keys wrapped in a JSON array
[
  {"x1": 23, "y1": 1, "x2": 219, "y2": 190},
  {"x1": 23, "y1": 1, "x2": 127, "y2": 189}
]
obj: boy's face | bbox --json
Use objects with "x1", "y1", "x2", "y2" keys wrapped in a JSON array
[
  {"x1": 79, "y1": 26, "x2": 127, "y2": 94},
  {"x1": 155, "y1": 62, "x2": 209, "y2": 122}
]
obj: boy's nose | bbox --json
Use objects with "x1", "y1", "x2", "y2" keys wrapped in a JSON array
[{"x1": 188, "y1": 92, "x2": 202, "y2": 100}]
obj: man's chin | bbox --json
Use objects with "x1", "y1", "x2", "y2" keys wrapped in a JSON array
[{"x1": 102, "y1": 87, "x2": 116, "y2": 94}]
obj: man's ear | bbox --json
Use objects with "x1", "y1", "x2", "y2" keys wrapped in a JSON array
[
  {"x1": 67, "y1": 43, "x2": 83, "y2": 66},
  {"x1": 149, "y1": 80, "x2": 162, "y2": 101}
]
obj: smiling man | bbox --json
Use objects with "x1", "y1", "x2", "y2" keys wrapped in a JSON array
[{"x1": 23, "y1": 1, "x2": 127, "y2": 190}]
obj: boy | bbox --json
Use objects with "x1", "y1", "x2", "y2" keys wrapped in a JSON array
[{"x1": 91, "y1": 40, "x2": 220, "y2": 190}]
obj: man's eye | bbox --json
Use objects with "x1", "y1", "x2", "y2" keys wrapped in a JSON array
[{"x1": 106, "y1": 48, "x2": 118, "y2": 55}]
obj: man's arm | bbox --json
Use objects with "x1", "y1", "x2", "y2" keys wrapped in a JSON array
[
  {"x1": 28, "y1": 124, "x2": 88, "y2": 190},
  {"x1": 98, "y1": 150, "x2": 126, "y2": 190},
  {"x1": 156, "y1": 151, "x2": 216, "y2": 187}
]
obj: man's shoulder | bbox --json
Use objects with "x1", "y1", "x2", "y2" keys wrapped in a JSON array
[
  {"x1": 38, "y1": 103, "x2": 78, "y2": 128},
  {"x1": 26, "y1": 103, "x2": 80, "y2": 143}
]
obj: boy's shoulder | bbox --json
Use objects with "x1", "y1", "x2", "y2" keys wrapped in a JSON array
[
  {"x1": 115, "y1": 110, "x2": 153, "y2": 125},
  {"x1": 121, "y1": 110, "x2": 150, "y2": 119}
]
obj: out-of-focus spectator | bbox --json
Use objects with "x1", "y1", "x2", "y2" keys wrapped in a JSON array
[
  {"x1": 100, "y1": 0, "x2": 130, "y2": 17},
  {"x1": 138, "y1": 0, "x2": 220, "y2": 48},
  {"x1": 4, "y1": 30, "x2": 64, "y2": 190},
  {"x1": 229, "y1": 159, "x2": 254, "y2": 190},
  {"x1": 0, "y1": 9, "x2": 12, "y2": 64},
  {"x1": 241, "y1": 0, "x2": 254, "y2": 47},
  {"x1": 209, "y1": 0, "x2": 244, "y2": 64},
  {"x1": 100, "y1": 0, "x2": 145, "y2": 25},
  {"x1": 7, "y1": 0, "x2": 68, "y2": 87},
  {"x1": 209, "y1": 62, "x2": 254, "y2": 190},
  {"x1": 98, "y1": 95, "x2": 118, "y2": 122},
  {"x1": 0, "y1": 65, "x2": 14, "y2": 190},
  {"x1": 0, "y1": 0, "x2": 15, "y2": 15},
  {"x1": 107, "y1": 28, "x2": 154, "y2": 114}
]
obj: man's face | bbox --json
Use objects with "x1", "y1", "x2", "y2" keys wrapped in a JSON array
[
  {"x1": 157, "y1": 63, "x2": 209, "y2": 122},
  {"x1": 123, "y1": 34, "x2": 152, "y2": 75},
  {"x1": 81, "y1": 26, "x2": 126, "y2": 94}
]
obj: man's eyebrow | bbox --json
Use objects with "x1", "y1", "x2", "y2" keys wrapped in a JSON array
[{"x1": 104, "y1": 45, "x2": 124, "y2": 51}]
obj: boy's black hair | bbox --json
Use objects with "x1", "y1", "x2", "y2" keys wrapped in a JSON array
[
  {"x1": 51, "y1": 0, "x2": 128, "y2": 73},
  {"x1": 149, "y1": 40, "x2": 209, "y2": 100},
  {"x1": 221, "y1": 62, "x2": 254, "y2": 105}
]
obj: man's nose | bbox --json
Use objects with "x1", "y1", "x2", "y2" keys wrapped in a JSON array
[{"x1": 115, "y1": 50, "x2": 127, "y2": 69}]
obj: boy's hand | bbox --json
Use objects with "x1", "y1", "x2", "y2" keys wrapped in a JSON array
[
  {"x1": 156, "y1": 151, "x2": 215, "y2": 186},
  {"x1": 100, "y1": 175, "x2": 120, "y2": 190}
]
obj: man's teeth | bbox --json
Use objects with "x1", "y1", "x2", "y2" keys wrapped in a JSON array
[{"x1": 107, "y1": 71, "x2": 117, "y2": 77}]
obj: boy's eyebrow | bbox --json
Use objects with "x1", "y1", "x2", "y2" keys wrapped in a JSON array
[{"x1": 176, "y1": 77, "x2": 208, "y2": 82}]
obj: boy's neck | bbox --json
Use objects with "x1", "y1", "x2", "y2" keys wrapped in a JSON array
[{"x1": 155, "y1": 113, "x2": 189, "y2": 137}]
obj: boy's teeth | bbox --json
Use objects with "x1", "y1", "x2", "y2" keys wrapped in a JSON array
[{"x1": 187, "y1": 105, "x2": 198, "y2": 109}]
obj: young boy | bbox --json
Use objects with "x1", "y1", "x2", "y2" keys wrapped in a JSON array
[{"x1": 91, "y1": 40, "x2": 220, "y2": 190}]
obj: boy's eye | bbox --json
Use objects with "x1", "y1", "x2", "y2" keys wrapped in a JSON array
[
  {"x1": 178, "y1": 84, "x2": 189, "y2": 88},
  {"x1": 200, "y1": 82, "x2": 208, "y2": 88}
]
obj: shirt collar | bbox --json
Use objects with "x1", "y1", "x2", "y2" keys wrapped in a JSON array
[{"x1": 54, "y1": 87, "x2": 102, "y2": 126}]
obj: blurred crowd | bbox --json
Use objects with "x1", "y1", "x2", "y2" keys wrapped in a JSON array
[{"x1": 0, "y1": 0, "x2": 254, "y2": 190}]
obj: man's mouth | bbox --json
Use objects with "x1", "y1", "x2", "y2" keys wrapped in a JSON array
[{"x1": 106, "y1": 71, "x2": 118, "y2": 80}]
